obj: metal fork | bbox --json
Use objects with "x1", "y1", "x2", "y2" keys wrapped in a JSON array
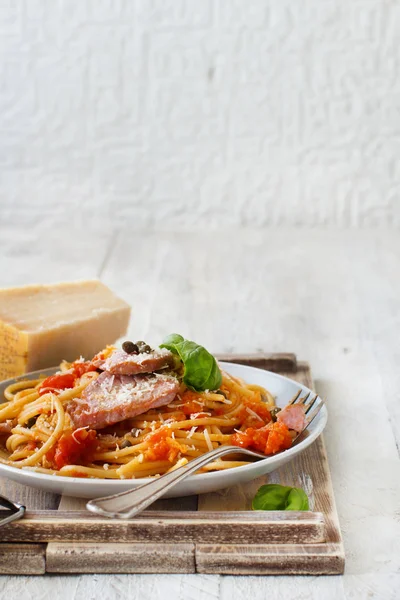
[
  {"x1": 0, "y1": 495, "x2": 25, "y2": 528},
  {"x1": 86, "y1": 391, "x2": 324, "y2": 519},
  {"x1": 286, "y1": 390, "x2": 324, "y2": 442}
]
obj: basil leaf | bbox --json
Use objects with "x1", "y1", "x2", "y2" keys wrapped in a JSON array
[
  {"x1": 252, "y1": 484, "x2": 309, "y2": 511},
  {"x1": 252, "y1": 484, "x2": 292, "y2": 510},
  {"x1": 161, "y1": 333, "x2": 184, "y2": 350},
  {"x1": 286, "y1": 487, "x2": 309, "y2": 510},
  {"x1": 160, "y1": 334, "x2": 222, "y2": 392}
]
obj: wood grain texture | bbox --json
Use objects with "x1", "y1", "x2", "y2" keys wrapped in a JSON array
[
  {"x1": 1, "y1": 509, "x2": 326, "y2": 545},
  {"x1": 216, "y1": 353, "x2": 297, "y2": 372},
  {"x1": 196, "y1": 543, "x2": 344, "y2": 575},
  {"x1": 46, "y1": 542, "x2": 195, "y2": 574},
  {"x1": 0, "y1": 543, "x2": 45, "y2": 575}
]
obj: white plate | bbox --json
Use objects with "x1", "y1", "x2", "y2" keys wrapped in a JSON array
[{"x1": 0, "y1": 362, "x2": 327, "y2": 499}]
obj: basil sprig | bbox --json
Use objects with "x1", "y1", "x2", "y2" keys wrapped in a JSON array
[
  {"x1": 160, "y1": 333, "x2": 222, "y2": 392},
  {"x1": 252, "y1": 484, "x2": 309, "y2": 511}
]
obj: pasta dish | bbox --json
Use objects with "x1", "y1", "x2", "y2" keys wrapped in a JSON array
[{"x1": 0, "y1": 335, "x2": 305, "y2": 479}]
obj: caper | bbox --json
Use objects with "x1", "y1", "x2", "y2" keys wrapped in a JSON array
[
  {"x1": 269, "y1": 407, "x2": 282, "y2": 422},
  {"x1": 122, "y1": 341, "x2": 139, "y2": 354},
  {"x1": 26, "y1": 416, "x2": 38, "y2": 429},
  {"x1": 138, "y1": 343, "x2": 152, "y2": 353},
  {"x1": 120, "y1": 439, "x2": 132, "y2": 449},
  {"x1": 136, "y1": 341, "x2": 146, "y2": 347}
]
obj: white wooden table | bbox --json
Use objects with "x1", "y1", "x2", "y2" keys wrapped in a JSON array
[{"x1": 0, "y1": 227, "x2": 399, "y2": 599}]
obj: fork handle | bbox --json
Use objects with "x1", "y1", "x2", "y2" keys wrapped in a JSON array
[{"x1": 86, "y1": 445, "x2": 247, "y2": 519}]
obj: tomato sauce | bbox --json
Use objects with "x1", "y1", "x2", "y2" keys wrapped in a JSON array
[
  {"x1": 70, "y1": 361, "x2": 98, "y2": 378},
  {"x1": 145, "y1": 429, "x2": 182, "y2": 462},
  {"x1": 238, "y1": 400, "x2": 272, "y2": 429},
  {"x1": 180, "y1": 390, "x2": 204, "y2": 416},
  {"x1": 39, "y1": 373, "x2": 76, "y2": 396},
  {"x1": 25, "y1": 440, "x2": 38, "y2": 452},
  {"x1": 231, "y1": 422, "x2": 292, "y2": 455},
  {"x1": 47, "y1": 429, "x2": 97, "y2": 469},
  {"x1": 265, "y1": 422, "x2": 292, "y2": 455}
]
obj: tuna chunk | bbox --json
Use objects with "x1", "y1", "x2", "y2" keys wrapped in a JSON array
[
  {"x1": 67, "y1": 372, "x2": 179, "y2": 430},
  {"x1": 101, "y1": 348, "x2": 174, "y2": 376},
  {"x1": 0, "y1": 419, "x2": 15, "y2": 434},
  {"x1": 277, "y1": 404, "x2": 306, "y2": 432}
]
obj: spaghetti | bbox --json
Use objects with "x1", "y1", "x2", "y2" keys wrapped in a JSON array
[{"x1": 0, "y1": 353, "x2": 295, "y2": 479}]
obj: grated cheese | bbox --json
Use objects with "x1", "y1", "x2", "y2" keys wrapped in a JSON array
[
  {"x1": 71, "y1": 426, "x2": 89, "y2": 444},
  {"x1": 190, "y1": 412, "x2": 212, "y2": 420},
  {"x1": 106, "y1": 375, "x2": 115, "y2": 392},
  {"x1": 246, "y1": 406, "x2": 263, "y2": 422},
  {"x1": 187, "y1": 426, "x2": 197, "y2": 439},
  {"x1": 203, "y1": 428, "x2": 213, "y2": 452}
]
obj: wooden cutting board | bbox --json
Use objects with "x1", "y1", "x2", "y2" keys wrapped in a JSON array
[{"x1": 0, "y1": 354, "x2": 344, "y2": 575}]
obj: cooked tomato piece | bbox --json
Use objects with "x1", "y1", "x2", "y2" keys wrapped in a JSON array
[
  {"x1": 39, "y1": 373, "x2": 76, "y2": 396},
  {"x1": 49, "y1": 429, "x2": 97, "y2": 469},
  {"x1": 265, "y1": 422, "x2": 292, "y2": 454},
  {"x1": 92, "y1": 350, "x2": 106, "y2": 363},
  {"x1": 239, "y1": 400, "x2": 272, "y2": 428},
  {"x1": 145, "y1": 429, "x2": 182, "y2": 462},
  {"x1": 25, "y1": 440, "x2": 38, "y2": 452},
  {"x1": 247, "y1": 401, "x2": 272, "y2": 423},
  {"x1": 231, "y1": 422, "x2": 292, "y2": 456},
  {"x1": 231, "y1": 430, "x2": 252, "y2": 448},
  {"x1": 174, "y1": 411, "x2": 187, "y2": 422},
  {"x1": 250, "y1": 427, "x2": 270, "y2": 452},
  {"x1": 232, "y1": 427, "x2": 270, "y2": 452},
  {"x1": 182, "y1": 402, "x2": 199, "y2": 416},
  {"x1": 180, "y1": 390, "x2": 203, "y2": 416},
  {"x1": 71, "y1": 361, "x2": 98, "y2": 378}
]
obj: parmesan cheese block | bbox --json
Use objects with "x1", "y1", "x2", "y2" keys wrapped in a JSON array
[{"x1": 0, "y1": 280, "x2": 131, "y2": 381}]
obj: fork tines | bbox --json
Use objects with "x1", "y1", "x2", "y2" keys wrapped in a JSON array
[{"x1": 288, "y1": 389, "x2": 324, "y2": 422}]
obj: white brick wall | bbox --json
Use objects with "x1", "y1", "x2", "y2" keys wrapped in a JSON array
[{"x1": 1, "y1": 0, "x2": 399, "y2": 228}]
